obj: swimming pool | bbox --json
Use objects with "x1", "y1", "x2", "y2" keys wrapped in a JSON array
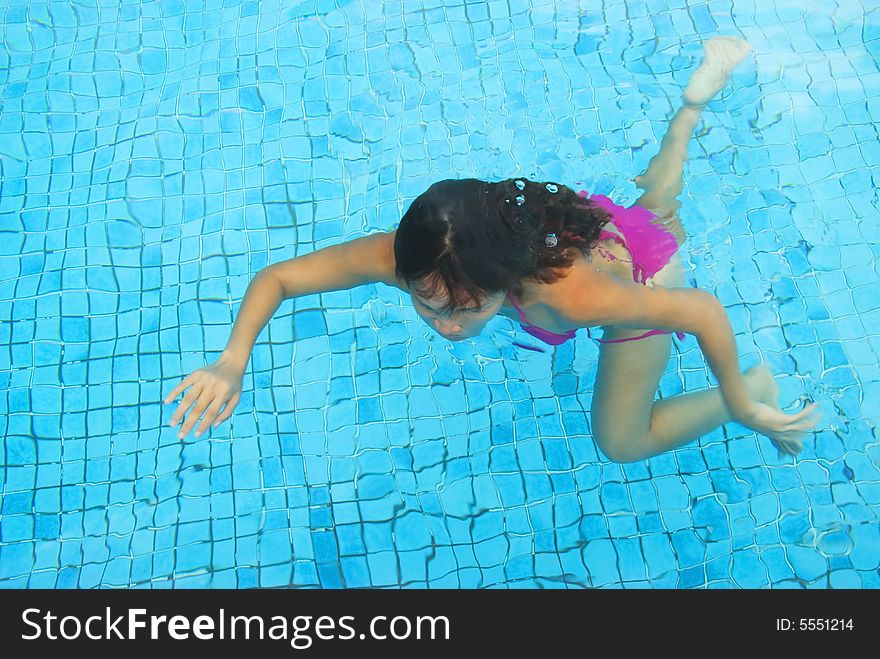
[{"x1": 1, "y1": 0, "x2": 878, "y2": 588}]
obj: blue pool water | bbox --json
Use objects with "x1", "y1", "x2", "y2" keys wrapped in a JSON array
[{"x1": 1, "y1": 0, "x2": 879, "y2": 588}]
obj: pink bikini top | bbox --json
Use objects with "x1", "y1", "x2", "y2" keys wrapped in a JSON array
[
  {"x1": 507, "y1": 290, "x2": 577, "y2": 346},
  {"x1": 507, "y1": 288, "x2": 684, "y2": 351}
]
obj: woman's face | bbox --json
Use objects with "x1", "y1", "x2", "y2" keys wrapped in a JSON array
[{"x1": 411, "y1": 288, "x2": 507, "y2": 341}]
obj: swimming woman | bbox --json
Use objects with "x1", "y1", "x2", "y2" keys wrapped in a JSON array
[{"x1": 165, "y1": 37, "x2": 821, "y2": 463}]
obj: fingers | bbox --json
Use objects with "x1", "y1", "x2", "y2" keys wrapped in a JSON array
[
  {"x1": 168, "y1": 382, "x2": 204, "y2": 430},
  {"x1": 791, "y1": 402, "x2": 820, "y2": 420},
  {"x1": 177, "y1": 394, "x2": 214, "y2": 440},
  {"x1": 774, "y1": 441, "x2": 800, "y2": 458},
  {"x1": 169, "y1": 390, "x2": 240, "y2": 439},
  {"x1": 788, "y1": 410, "x2": 822, "y2": 433},
  {"x1": 772, "y1": 435, "x2": 800, "y2": 455},
  {"x1": 783, "y1": 418, "x2": 818, "y2": 435},
  {"x1": 194, "y1": 399, "x2": 226, "y2": 438},
  {"x1": 776, "y1": 424, "x2": 813, "y2": 447},
  {"x1": 774, "y1": 419, "x2": 820, "y2": 459},
  {"x1": 165, "y1": 366, "x2": 242, "y2": 439},
  {"x1": 780, "y1": 441, "x2": 801, "y2": 457},
  {"x1": 164, "y1": 373, "x2": 196, "y2": 405},
  {"x1": 766, "y1": 402, "x2": 822, "y2": 460},
  {"x1": 213, "y1": 392, "x2": 241, "y2": 428},
  {"x1": 778, "y1": 403, "x2": 821, "y2": 433}
]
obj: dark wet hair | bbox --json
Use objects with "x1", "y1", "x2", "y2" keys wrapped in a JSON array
[{"x1": 393, "y1": 177, "x2": 612, "y2": 312}]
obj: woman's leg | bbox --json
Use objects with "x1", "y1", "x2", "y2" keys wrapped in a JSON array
[
  {"x1": 591, "y1": 338, "x2": 776, "y2": 464},
  {"x1": 631, "y1": 104, "x2": 702, "y2": 245},
  {"x1": 590, "y1": 37, "x2": 756, "y2": 463},
  {"x1": 591, "y1": 240, "x2": 780, "y2": 464},
  {"x1": 633, "y1": 36, "x2": 753, "y2": 243}
]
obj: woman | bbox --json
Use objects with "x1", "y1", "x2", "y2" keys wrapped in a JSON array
[{"x1": 165, "y1": 37, "x2": 821, "y2": 462}]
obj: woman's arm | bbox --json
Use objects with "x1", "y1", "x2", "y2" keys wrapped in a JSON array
[
  {"x1": 562, "y1": 275, "x2": 756, "y2": 419},
  {"x1": 222, "y1": 231, "x2": 399, "y2": 370},
  {"x1": 265, "y1": 230, "x2": 400, "y2": 300},
  {"x1": 166, "y1": 231, "x2": 399, "y2": 439}
]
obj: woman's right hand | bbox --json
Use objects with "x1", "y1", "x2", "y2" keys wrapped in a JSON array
[
  {"x1": 164, "y1": 353, "x2": 244, "y2": 440},
  {"x1": 734, "y1": 400, "x2": 822, "y2": 458}
]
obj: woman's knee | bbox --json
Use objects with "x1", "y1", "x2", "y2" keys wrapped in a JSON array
[{"x1": 593, "y1": 428, "x2": 650, "y2": 464}]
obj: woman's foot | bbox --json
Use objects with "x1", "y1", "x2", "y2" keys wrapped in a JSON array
[{"x1": 683, "y1": 36, "x2": 753, "y2": 107}]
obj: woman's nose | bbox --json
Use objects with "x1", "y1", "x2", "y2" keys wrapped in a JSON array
[{"x1": 434, "y1": 318, "x2": 462, "y2": 335}]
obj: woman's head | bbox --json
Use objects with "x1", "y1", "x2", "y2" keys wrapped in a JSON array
[{"x1": 394, "y1": 177, "x2": 612, "y2": 339}]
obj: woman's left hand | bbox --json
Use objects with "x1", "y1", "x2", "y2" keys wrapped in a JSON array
[{"x1": 734, "y1": 401, "x2": 822, "y2": 458}]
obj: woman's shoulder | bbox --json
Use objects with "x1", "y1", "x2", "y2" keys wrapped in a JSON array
[
  {"x1": 519, "y1": 255, "x2": 617, "y2": 328},
  {"x1": 373, "y1": 230, "x2": 410, "y2": 292}
]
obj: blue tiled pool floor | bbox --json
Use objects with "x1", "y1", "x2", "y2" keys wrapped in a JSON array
[{"x1": 1, "y1": 0, "x2": 879, "y2": 587}]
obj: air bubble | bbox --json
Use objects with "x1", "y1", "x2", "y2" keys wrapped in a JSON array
[
  {"x1": 515, "y1": 195, "x2": 525, "y2": 205},
  {"x1": 546, "y1": 183, "x2": 558, "y2": 193},
  {"x1": 514, "y1": 180, "x2": 526, "y2": 190}
]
